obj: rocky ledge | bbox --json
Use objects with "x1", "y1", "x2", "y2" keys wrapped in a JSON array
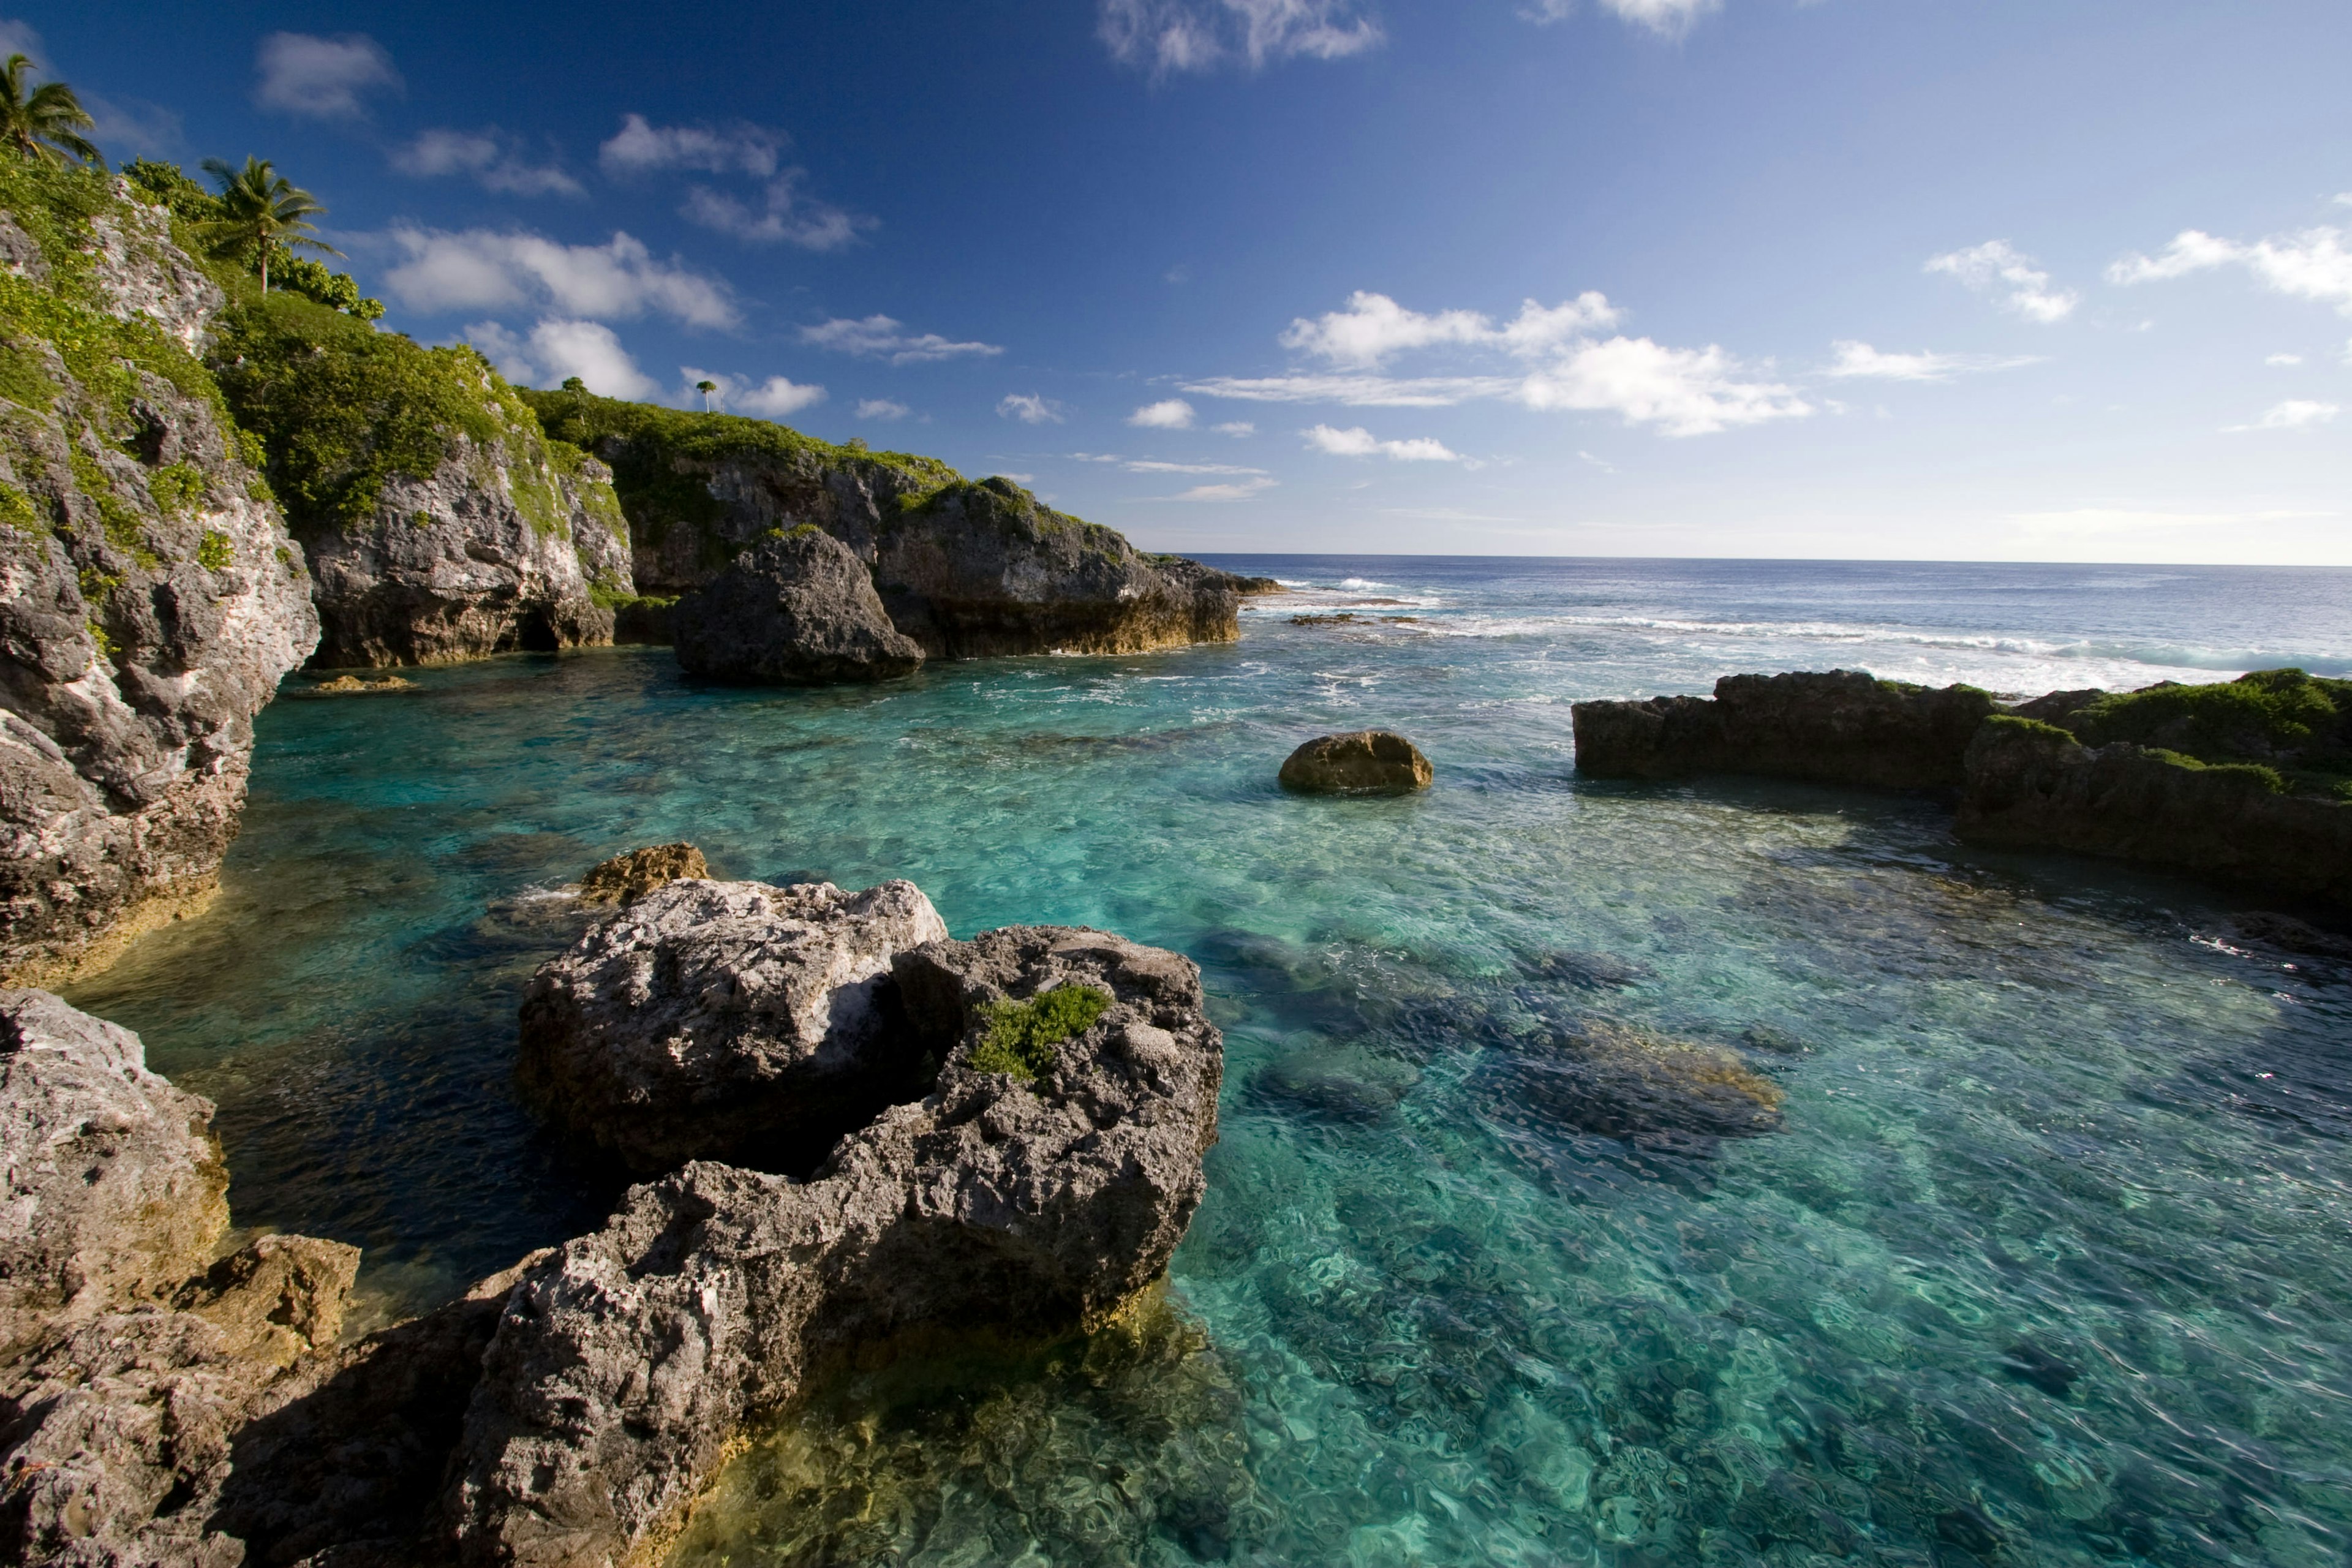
[
  {"x1": 672, "y1": 527, "x2": 926, "y2": 684},
  {"x1": 1571, "y1": 670, "x2": 1999, "y2": 790}
]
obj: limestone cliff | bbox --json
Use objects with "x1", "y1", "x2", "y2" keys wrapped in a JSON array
[
  {"x1": 0, "y1": 163, "x2": 318, "y2": 984},
  {"x1": 521, "y1": 388, "x2": 1245, "y2": 657}
]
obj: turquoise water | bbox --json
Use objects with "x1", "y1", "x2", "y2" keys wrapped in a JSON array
[{"x1": 69, "y1": 559, "x2": 2352, "y2": 1566}]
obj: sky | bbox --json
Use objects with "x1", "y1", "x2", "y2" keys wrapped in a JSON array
[{"x1": 18, "y1": 0, "x2": 2352, "y2": 562}]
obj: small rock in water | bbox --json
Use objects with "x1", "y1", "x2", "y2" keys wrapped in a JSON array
[
  {"x1": 1278, "y1": 730, "x2": 1434, "y2": 795},
  {"x1": 1999, "y1": 1340, "x2": 2081, "y2": 1397},
  {"x1": 578, "y1": 842, "x2": 711, "y2": 905},
  {"x1": 311, "y1": 673, "x2": 417, "y2": 693},
  {"x1": 1481, "y1": 1019, "x2": 1785, "y2": 1146}
]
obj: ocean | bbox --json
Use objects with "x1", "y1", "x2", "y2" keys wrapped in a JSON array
[{"x1": 69, "y1": 557, "x2": 2352, "y2": 1566}]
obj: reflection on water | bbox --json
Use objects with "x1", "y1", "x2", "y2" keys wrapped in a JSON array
[{"x1": 66, "y1": 559, "x2": 2352, "y2": 1564}]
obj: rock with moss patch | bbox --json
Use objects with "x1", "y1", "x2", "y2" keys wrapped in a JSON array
[
  {"x1": 578, "y1": 842, "x2": 709, "y2": 905},
  {"x1": 672, "y1": 528, "x2": 925, "y2": 684},
  {"x1": 1278, "y1": 730, "x2": 1434, "y2": 794},
  {"x1": 450, "y1": 922, "x2": 1222, "y2": 1568},
  {"x1": 1570, "y1": 669, "x2": 1999, "y2": 789},
  {"x1": 0, "y1": 164, "x2": 320, "y2": 984}
]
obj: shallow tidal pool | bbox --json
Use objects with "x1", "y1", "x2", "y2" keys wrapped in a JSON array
[{"x1": 70, "y1": 563, "x2": 2352, "y2": 1567}]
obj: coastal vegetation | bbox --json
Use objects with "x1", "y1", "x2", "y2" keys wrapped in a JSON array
[
  {"x1": 2057, "y1": 667, "x2": 2352, "y2": 799},
  {"x1": 0, "y1": 53, "x2": 97, "y2": 167},
  {"x1": 972, "y1": 983, "x2": 1113, "y2": 1079}
]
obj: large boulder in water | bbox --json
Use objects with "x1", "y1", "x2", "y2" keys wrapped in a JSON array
[
  {"x1": 1278, "y1": 730, "x2": 1434, "y2": 794},
  {"x1": 671, "y1": 529, "x2": 925, "y2": 684},
  {"x1": 516, "y1": 877, "x2": 951, "y2": 1172},
  {"x1": 449, "y1": 923, "x2": 1223, "y2": 1567}
]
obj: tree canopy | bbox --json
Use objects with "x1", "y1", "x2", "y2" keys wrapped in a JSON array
[
  {"x1": 0, "y1": 53, "x2": 99, "y2": 167},
  {"x1": 199, "y1": 156, "x2": 337, "y2": 294}
]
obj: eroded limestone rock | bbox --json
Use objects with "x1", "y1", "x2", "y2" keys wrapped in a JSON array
[
  {"x1": 1278, "y1": 730, "x2": 1434, "y2": 795},
  {"x1": 577, "y1": 842, "x2": 709, "y2": 905},
  {"x1": 672, "y1": 529, "x2": 925, "y2": 684}
]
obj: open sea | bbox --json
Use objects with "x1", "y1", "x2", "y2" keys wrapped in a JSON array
[{"x1": 67, "y1": 557, "x2": 2352, "y2": 1567}]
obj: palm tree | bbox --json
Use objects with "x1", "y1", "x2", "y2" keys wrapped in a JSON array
[
  {"x1": 199, "y1": 157, "x2": 337, "y2": 294},
  {"x1": 696, "y1": 379, "x2": 717, "y2": 412},
  {"x1": 0, "y1": 54, "x2": 100, "y2": 167}
]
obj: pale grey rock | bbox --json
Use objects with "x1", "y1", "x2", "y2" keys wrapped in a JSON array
[
  {"x1": 671, "y1": 528, "x2": 924, "y2": 684},
  {"x1": 516, "y1": 877, "x2": 949, "y2": 1172},
  {"x1": 451, "y1": 923, "x2": 1223, "y2": 1567},
  {"x1": 83, "y1": 190, "x2": 222, "y2": 353}
]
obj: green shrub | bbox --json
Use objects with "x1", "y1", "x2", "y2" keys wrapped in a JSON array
[
  {"x1": 2060, "y1": 668, "x2": 2350, "y2": 799},
  {"x1": 195, "y1": 530, "x2": 232, "y2": 570},
  {"x1": 148, "y1": 462, "x2": 204, "y2": 514},
  {"x1": 968, "y1": 984, "x2": 1112, "y2": 1080},
  {"x1": 1983, "y1": 713, "x2": 2079, "y2": 744}
]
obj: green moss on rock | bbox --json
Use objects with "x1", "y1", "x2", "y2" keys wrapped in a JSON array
[
  {"x1": 2059, "y1": 668, "x2": 2352, "y2": 801},
  {"x1": 970, "y1": 984, "x2": 1112, "y2": 1080}
]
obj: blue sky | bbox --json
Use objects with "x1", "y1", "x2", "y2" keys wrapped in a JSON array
[{"x1": 23, "y1": 1, "x2": 2352, "y2": 562}]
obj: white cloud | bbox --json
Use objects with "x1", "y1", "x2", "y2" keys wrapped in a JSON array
[
  {"x1": 598, "y1": 113, "x2": 781, "y2": 177},
  {"x1": 1281, "y1": 290, "x2": 1620, "y2": 368},
  {"x1": 1128, "y1": 398, "x2": 1196, "y2": 429},
  {"x1": 468, "y1": 319, "x2": 657, "y2": 399},
  {"x1": 681, "y1": 170, "x2": 872, "y2": 250},
  {"x1": 998, "y1": 394, "x2": 1066, "y2": 424},
  {"x1": 253, "y1": 32, "x2": 401, "y2": 121},
  {"x1": 1822, "y1": 341, "x2": 2043, "y2": 381},
  {"x1": 680, "y1": 367, "x2": 826, "y2": 418},
  {"x1": 0, "y1": 20, "x2": 41, "y2": 59},
  {"x1": 2107, "y1": 227, "x2": 2352, "y2": 315},
  {"x1": 799, "y1": 315, "x2": 1003, "y2": 364},
  {"x1": 81, "y1": 91, "x2": 182, "y2": 158},
  {"x1": 1303, "y1": 424, "x2": 1463, "y2": 461},
  {"x1": 1926, "y1": 240, "x2": 2078, "y2": 323},
  {"x1": 1578, "y1": 450, "x2": 1616, "y2": 472},
  {"x1": 382, "y1": 227, "x2": 737, "y2": 328},
  {"x1": 1072, "y1": 453, "x2": 1268, "y2": 475},
  {"x1": 1162, "y1": 478, "x2": 1279, "y2": 502},
  {"x1": 1098, "y1": 0, "x2": 1383, "y2": 76},
  {"x1": 1517, "y1": 337, "x2": 1811, "y2": 435},
  {"x1": 2225, "y1": 399, "x2": 2339, "y2": 432},
  {"x1": 393, "y1": 129, "x2": 581, "y2": 197},
  {"x1": 856, "y1": 399, "x2": 911, "y2": 420},
  {"x1": 2266, "y1": 352, "x2": 2304, "y2": 366},
  {"x1": 1212, "y1": 420, "x2": 1256, "y2": 436},
  {"x1": 1182, "y1": 372, "x2": 1520, "y2": 406}
]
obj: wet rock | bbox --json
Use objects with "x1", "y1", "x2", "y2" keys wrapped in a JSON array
[
  {"x1": 1571, "y1": 669, "x2": 1999, "y2": 790},
  {"x1": 1278, "y1": 730, "x2": 1434, "y2": 795},
  {"x1": 0, "y1": 989, "x2": 230, "y2": 1357},
  {"x1": 310, "y1": 673, "x2": 417, "y2": 694},
  {"x1": 516, "y1": 878, "x2": 949, "y2": 1173},
  {"x1": 672, "y1": 527, "x2": 925, "y2": 684},
  {"x1": 450, "y1": 923, "x2": 1223, "y2": 1567},
  {"x1": 2231, "y1": 911, "x2": 2352, "y2": 960},
  {"x1": 2011, "y1": 688, "x2": 2105, "y2": 725},
  {"x1": 576, "y1": 842, "x2": 709, "y2": 905}
]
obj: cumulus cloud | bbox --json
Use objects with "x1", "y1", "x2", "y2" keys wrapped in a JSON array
[
  {"x1": 1213, "y1": 420, "x2": 1255, "y2": 436},
  {"x1": 1518, "y1": 337, "x2": 1809, "y2": 436},
  {"x1": 598, "y1": 113, "x2": 782, "y2": 177},
  {"x1": 254, "y1": 32, "x2": 401, "y2": 121},
  {"x1": 682, "y1": 172, "x2": 871, "y2": 250},
  {"x1": 1303, "y1": 424, "x2": 1461, "y2": 461},
  {"x1": 1098, "y1": 0, "x2": 1383, "y2": 76},
  {"x1": 998, "y1": 394, "x2": 1066, "y2": 424},
  {"x1": 1281, "y1": 290, "x2": 1621, "y2": 368},
  {"x1": 1926, "y1": 240, "x2": 2078, "y2": 323},
  {"x1": 382, "y1": 227, "x2": 737, "y2": 328},
  {"x1": 1823, "y1": 341, "x2": 2043, "y2": 382},
  {"x1": 2225, "y1": 399, "x2": 2339, "y2": 432},
  {"x1": 2108, "y1": 227, "x2": 2352, "y2": 315},
  {"x1": 1128, "y1": 398, "x2": 1196, "y2": 429},
  {"x1": 2266, "y1": 352, "x2": 2304, "y2": 366},
  {"x1": 856, "y1": 399, "x2": 911, "y2": 420},
  {"x1": 799, "y1": 315, "x2": 1003, "y2": 364},
  {"x1": 680, "y1": 366, "x2": 826, "y2": 418},
  {"x1": 467, "y1": 319, "x2": 658, "y2": 399},
  {"x1": 393, "y1": 129, "x2": 581, "y2": 197}
]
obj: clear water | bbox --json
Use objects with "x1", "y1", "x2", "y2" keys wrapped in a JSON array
[{"x1": 66, "y1": 559, "x2": 2352, "y2": 1567}]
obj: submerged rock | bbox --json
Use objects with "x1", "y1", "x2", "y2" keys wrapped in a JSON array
[
  {"x1": 516, "y1": 878, "x2": 950, "y2": 1172},
  {"x1": 1571, "y1": 670, "x2": 1999, "y2": 790},
  {"x1": 672, "y1": 528, "x2": 925, "y2": 684},
  {"x1": 1481, "y1": 1019, "x2": 1785, "y2": 1152},
  {"x1": 1278, "y1": 730, "x2": 1434, "y2": 795},
  {"x1": 453, "y1": 922, "x2": 1223, "y2": 1566},
  {"x1": 577, "y1": 842, "x2": 709, "y2": 905}
]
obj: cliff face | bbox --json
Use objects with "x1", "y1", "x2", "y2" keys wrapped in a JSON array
[
  {"x1": 0, "y1": 165, "x2": 318, "y2": 984},
  {"x1": 1570, "y1": 670, "x2": 1999, "y2": 790},
  {"x1": 521, "y1": 390, "x2": 1244, "y2": 658},
  {"x1": 1956, "y1": 717, "x2": 2352, "y2": 902},
  {"x1": 215, "y1": 303, "x2": 631, "y2": 666}
]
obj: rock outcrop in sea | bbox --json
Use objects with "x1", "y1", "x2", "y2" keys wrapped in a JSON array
[
  {"x1": 1571, "y1": 670, "x2": 1999, "y2": 789},
  {"x1": 522, "y1": 389, "x2": 1250, "y2": 659},
  {"x1": 0, "y1": 163, "x2": 319, "y2": 984},
  {"x1": 1278, "y1": 730, "x2": 1435, "y2": 794},
  {"x1": 673, "y1": 527, "x2": 927, "y2": 684}
]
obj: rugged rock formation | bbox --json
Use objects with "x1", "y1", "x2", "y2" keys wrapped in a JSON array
[
  {"x1": 673, "y1": 528, "x2": 926, "y2": 684},
  {"x1": 1956, "y1": 717, "x2": 2352, "y2": 903},
  {"x1": 452, "y1": 922, "x2": 1223, "y2": 1567},
  {"x1": 213, "y1": 303, "x2": 633, "y2": 668},
  {"x1": 577, "y1": 841, "x2": 708, "y2": 905},
  {"x1": 517, "y1": 877, "x2": 950, "y2": 1173},
  {"x1": 1570, "y1": 669, "x2": 2000, "y2": 790},
  {"x1": 0, "y1": 162, "x2": 318, "y2": 985},
  {"x1": 520, "y1": 390, "x2": 1249, "y2": 658},
  {"x1": 1278, "y1": 729, "x2": 1434, "y2": 795}
]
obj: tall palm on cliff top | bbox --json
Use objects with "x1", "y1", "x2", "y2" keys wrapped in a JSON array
[
  {"x1": 0, "y1": 54, "x2": 101, "y2": 167},
  {"x1": 200, "y1": 156, "x2": 338, "y2": 294}
]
